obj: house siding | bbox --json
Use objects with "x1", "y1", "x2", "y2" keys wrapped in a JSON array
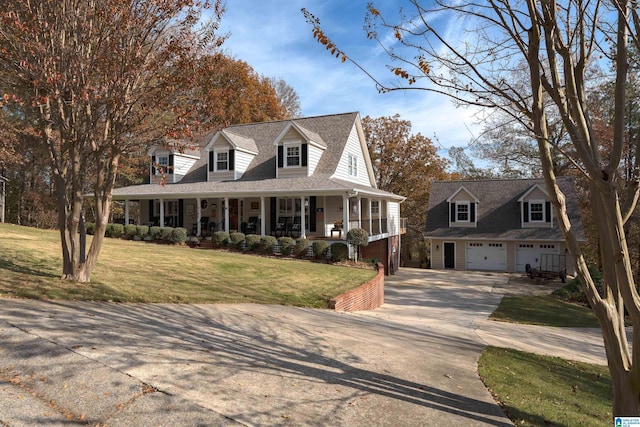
[
  {"x1": 332, "y1": 124, "x2": 372, "y2": 186},
  {"x1": 455, "y1": 241, "x2": 465, "y2": 271},
  {"x1": 308, "y1": 145, "x2": 323, "y2": 175},
  {"x1": 387, "y1": 201, "x2": 401, "y2": 236},
  {"x1": 506, "y1": 241, "x2": 516, "y2": 272},
  {"x1": 234, "y1": 151, "x2": 254, "y2": 180},
  {"x1": 172, "y1": 155, "x2": 197, "y2": 183}
]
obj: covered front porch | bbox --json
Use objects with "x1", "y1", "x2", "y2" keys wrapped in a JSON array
[{"x1": 118, "y1": 193, "x2": 399, "y2": 242}]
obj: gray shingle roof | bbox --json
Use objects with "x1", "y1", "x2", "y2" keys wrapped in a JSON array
[{"x1": 424, "y1": 177, "x2": 585, "y2": 241}]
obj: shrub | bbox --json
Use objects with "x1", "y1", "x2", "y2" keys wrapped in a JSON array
[
  {"x1": 135, "y1": 225, "x2": 149, "y2": 238},
  {"x1": 213, "y1": 231, "x2": 230, "y2": 247},
  {"x1": 85, "y1": 222, "x2": 95, "y2": 235},
  {"x1": 294, "y1": 238, "x2": 310, "y2": 258},
  {"x1": 312, "y1": 240, "x2": 329, "y2": 260},
  {"x1": 245, "y1": 234, "x2": 261, "y2": 251},
  {"x1": 149, "y1": 226, "x2": 163, "y2": 240},
  {"x1": 124, "y1": 224, "x2": 137, "y2": 239},
  {"x1": 278, "y1": 237, "x2": 295, "y2": 256},
  {"x1": 105, "y1": 223, "x2": 124, "y2": 238},
  {"x1": 553, "y1": 268, "x2": 604, "y2": 307},
  {"x1": 160, "y1": 227, "x2": 173, "y2": 241},
  {"x1": 170, "y1": 227, "x2": 188, "y2": 244},
  {"x1": 330, "y1": 242, "x2": 349, "y2": 263},
  {"x1": 230, "y1": 232, "x2": 246, "y2": 250},
  {"x1": 259, "y1": 235, "x2": 277, "y2": 254},
  {"x1": 347, "y1": 228, "x2": 369, "y2": 261}
]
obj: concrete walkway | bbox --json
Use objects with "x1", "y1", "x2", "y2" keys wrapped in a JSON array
[{"x1": 0, "y1": 268, "x2": 609, "y2": 426}]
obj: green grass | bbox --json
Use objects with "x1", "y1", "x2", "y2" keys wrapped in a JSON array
[
  {"x1": 479, "y1": 346, "x2": 612, "y2": 427},
  {"x1": 0, "y1": 223, "x2": 375, "y2": 307},
  {"x1": 489, "y1": 295, "x2": 601, "y2": 328}
]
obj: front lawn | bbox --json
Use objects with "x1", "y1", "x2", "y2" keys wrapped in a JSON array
[
  {"x1": 479, "y1": 346, "x2": 612, "y2": 426},
  {"x1": 0, "y1": 223, "x2": 375, "y2": 307}
]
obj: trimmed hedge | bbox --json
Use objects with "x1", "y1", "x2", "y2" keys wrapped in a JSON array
[
  {"x1": 124, "y1": 224, "x2": 137, "y2": 239},
  {"x1": 213, "y1": 231, "x2": 230, "y2": 247},
  {"x1": 160, "y1": 227, "x2": 173, "y2": 241},
  {"x1": 86, "y1": 222, "x2": 95, "y2": 235},
  {"x1": 135, "y1": 225, "x2": 149, "y2": 238},
  {"x1": 105, "y1": 223, "x2": 124, "y2": 238},
  {"x1": 330, "y1": 242, "x2": 349, "y2": 263},
  {"x1": 149, "y1": 226, "x2": 163, "y2": 240},
  {"x1": 170, "y1": 227, "x2": 188, "y2": 244},
  {"x1": 312, "y1": 240, "x2": 329, "y2": 260},
  {"x1": 245, "y1": 234, "x2": 261, "y2": 251},
  {"x1": 259, "y1": 235, "x2": 277, "y2": 254},
  {"x1": 294, "y1": 238, "x2": 310, "y2": 258},
  {"x1": 230, "y1": 232, "x2": 246, "y2": 250},
  {"x1": 277, "y1": 237, "x2": 295, "y2": 256}
]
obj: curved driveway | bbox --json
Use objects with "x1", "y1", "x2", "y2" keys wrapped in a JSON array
[{"x1": 0, "y1": 268, "x2": 586, "y2": 426}]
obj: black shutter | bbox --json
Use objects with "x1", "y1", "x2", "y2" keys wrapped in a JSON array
[
  {"x1": 270, "y1": 197, "x2": 277, "y2": 232},
  {"x1": 302, "y1": 144, "x2": 308, "y2": 167},
  {"x1": 278, "y1": 146, "x2": 283, "y2": 168},
  {"x1": 178, "y1": 199, "x2": 184, "y2": 228},
  {"x1": 545, "y1": 201, "x2": 551, "y2": 223},
  {"x1": 209, "y1": 151, "x2": 214, "y2": 172},
  {"x1": 151, "y1": 155, "x2": 156, "y2": 175},
  {"x1": 229, "y1": 150, "x2": 235, "y2": 171},
  {"x1": 470, "y1": 202, "x2": 476, "y2": 222},
  {"x1": 149, "y1": 200, "x2": 154, "y2": 223},
  {"x1": 523, "y1": 202, "x2": 529, "y2": 223},
  {"x1": 450, "y1": 202, "x2": 456, "y2": 223},
  {"x1": 168, "y1": 154, "x2": 174, "y2": 168},
  {"x1": 309, "y1": 196, "x2": 317, "y2": 232}
]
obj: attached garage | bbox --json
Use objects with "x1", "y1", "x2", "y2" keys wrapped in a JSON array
[
  {"x1": 466, "y1": 242, "x2": 506, "y2": 271},
  {"x1": 515, "y1": 243, "x2": 559, "y2": 272}
]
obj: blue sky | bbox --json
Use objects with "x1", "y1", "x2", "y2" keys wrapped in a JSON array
[{"x1": 217, "y1": 1, "x2": 482, "y2": 159}]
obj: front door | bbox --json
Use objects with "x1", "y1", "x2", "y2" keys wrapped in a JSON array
[
  {"x1": 444, "y1": 242, "x2": 455, "y2": 269},
  {"x1": 229, "y1": 199, "x2": 239, "y2": 231}
]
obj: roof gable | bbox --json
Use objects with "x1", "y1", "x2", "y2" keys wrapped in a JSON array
[
  {"x1": 273, "y1": 122, "x2": 327, "y2": 149},
  {"x1": 446, "y1": 185, "x2": 479, "y2": 203},
  {"x1": 205, "y1": 130, "x2": 258, "y2": 155},
  {"x1": 517, "y1": 183, "x2": 549, "y2": 201}
]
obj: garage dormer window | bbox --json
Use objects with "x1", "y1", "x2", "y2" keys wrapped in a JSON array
[
  {"x1": 286, "y1": 144, "x2": 301, "y2": 167},
  {"x1": 529, "y1": 200, "x2": 544, "y2": 222},
  {"x1": 456, "y1": 202, "x2": 470, "y2": 222}
]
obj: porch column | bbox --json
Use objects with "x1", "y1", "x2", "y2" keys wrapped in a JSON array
[
  {"x1": 260, "y1": 196, "x2": 266, "y2": 236},
  {"x1": 378, "y1": 200, "x2": 383, "y2": 235},
  {"x1": 239, "y1": 198, "x2": 244, "y2": 232},
  {"x1": 124, "y1": 200, "x2": 130, "y2": 225},
  {"x1": 384, "y1": 200, "x2": 388, "y2": 234},
  {"x1": 368, "y1": 199, "x2": 372, "y2": 235},
  {"x1": 159, "y1": 199, "x2": 165, "y2": 227},
  {"x1": 342, "y1": 194, "x2": 349, "y2": 240},
  {"x1": 224, "y1": 197, "x2": 230, "y2": 233},
  {"x1": 300, "y1": 196, "x2": 306, "y2": 239},
  {"x1": 196, "y1": 198, "x2": 202, "y2": 236},
  {"x1": 357, "y1": 196, "x2": 362, "y2": 229}
]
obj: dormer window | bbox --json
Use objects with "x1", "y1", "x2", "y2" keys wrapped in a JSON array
[
  {"x1": 286, "y1": 144, "x2": 301, "y2": 167},
  {"x1": 348, "y1": 154, "x2": 358, "y2": 177},
  {"x1": 456, "y1": 202, "x2": 470, "y2": 222},
  {"x1": 216, "y1": 151, "x2": 228, "y2": 171},
  {"x1": 529, "y1": 200, "x2": 544, "y2": 222},
  {"x1": 155, "y1": 155, "x2": 169, "y2": 175}
]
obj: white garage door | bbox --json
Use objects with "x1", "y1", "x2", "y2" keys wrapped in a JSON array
[
  {"x1": 466, "y1": 242, "x2": 506, "y2": 271},
  {"x1": 516, "y1": 243, "x2": 559, "y2": 272}
]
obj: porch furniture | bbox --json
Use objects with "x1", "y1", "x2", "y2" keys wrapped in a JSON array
[
  {"x1": 289, "y1": 217, "x2": 301, "y2": 238},
  {"x1": 331, "y1": 220, "x2": 343, "y2": 238},
  {"x1": 244, "y1": 217, "x2": 258, "y2": 234},
  {"x1": 191, "y1": 217, "x2": 209, "y2": 236},
  {"x1": 273, "y1": 217, "x2": 290, "y2": 237}
]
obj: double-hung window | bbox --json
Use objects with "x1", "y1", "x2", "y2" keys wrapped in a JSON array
[
  {"x1": 156, "y1": 156, "x2": 168, "y2": 175},
  {"x1": 216, "y1": 151, "x2": 228, "y2": 171},
  {"x1": 456, "y1": 202, "x2": 470, "y2": 222},
  {"x1": 530, "y1": 200, "x2": 544, "y2": 222},
  {"x1": 348, "y1": 154, "x2": 358, "y2": 177},
  {"x1": 286, "y1": 145, "x2": 300, "y2": 167},
  {"x1": 371, "y1": 200, "x2": 380, "y2": 215}
]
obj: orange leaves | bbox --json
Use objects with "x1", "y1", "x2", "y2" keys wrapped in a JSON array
[{"x1": 391, "y1": 67, "x2": 416, "y2": 85}]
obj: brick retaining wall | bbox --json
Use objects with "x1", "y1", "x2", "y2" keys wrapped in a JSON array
[{"x1": 329, "y1": 263, "x2": 384, "y2": 312}]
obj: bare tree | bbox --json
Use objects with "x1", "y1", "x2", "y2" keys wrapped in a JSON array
[
  {"x1": 305, "y1": 0, "x2": 640, "y2": 415},
  {"x1": 0, "y1": 0, "x2": 225, "y2": 282},
  {"x1": 268, "y1": 77, "x2": 303, "y2": 118}
]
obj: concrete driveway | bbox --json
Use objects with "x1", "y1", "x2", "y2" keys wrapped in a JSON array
[{"x1": 0, "y1": 269, "x2": 546, "y2": 426}]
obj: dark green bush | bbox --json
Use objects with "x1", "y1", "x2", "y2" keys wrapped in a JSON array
[
  {"x1": 124, "y1": 224, "x2": 137, "y2": 239},
  {"x1": 330, "y1": 242, "x2": 349, "y2": 263},
  {"x1": 552, "y1": 268, "x2": 604, "y2": 307},
  {"x1": 346, "y1": 228, "x2": 369, "y2": 247},
  {"x1": 312, "y1": 240, "x2": 329, "y2": 260},
  {"x1": 245, "y1": 234, "x2": 261, "y2": 251},
  {"x1": 277, "y1": 237, "x2": 295, "y2": 256},
  {"x1": 170, "y1": 227, "x2": 187, "y2": 244},
  {"x1": 105, "y1": 223, "x2": 124, "y2": 238},
  {"x1": 149, "y1": 226, "x2": 163, "y2": 240},
  {"x1": 230, "y1": 232, "x2": 246, "y2": 250},
  {"x1": 259, "y1": 235, "x2": 277, "y2": 254},
  {"x1": 135, "y1": 225, "x2": 149, "y2": 238},
  {"x1": 294, "y1": 238, "x2": 310, "y2": 258},
  {"x1": 160, "y1": 227, "x2": 173, "y2": 241},
  {"x1": 85, "y1": 222, "x2": 95, "y2": 235},
  {"x1": 213, "y1": 231, "x2": 230, "y2": 247}
]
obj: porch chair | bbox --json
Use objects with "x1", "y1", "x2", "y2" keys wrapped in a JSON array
[
  {"x1": 289, "y1": 217, "x2": 302, "y2": 238},
  {"x1": 273, "y1": 217, "x2": 289, "y2": 237},
  {"x1": 244, "y1": 216, "x2": 258, "y2": 235}
]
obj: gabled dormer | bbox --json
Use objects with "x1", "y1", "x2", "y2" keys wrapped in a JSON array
[
  {"x1": 518, "y1": 184, "x2": 553, "y2": 228},
  {"x1": 148, "y1": 146, "x2": 199, "y2": 184},
  {"x1": 205, "y1": 130, "x2": 258, "y2": 182},
  {"x1": 447, "y1": 186, "x2": 479, "y2": 228},
  {"x1": 274, "y1": 122, "x2": 327, "y2": 178}
]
